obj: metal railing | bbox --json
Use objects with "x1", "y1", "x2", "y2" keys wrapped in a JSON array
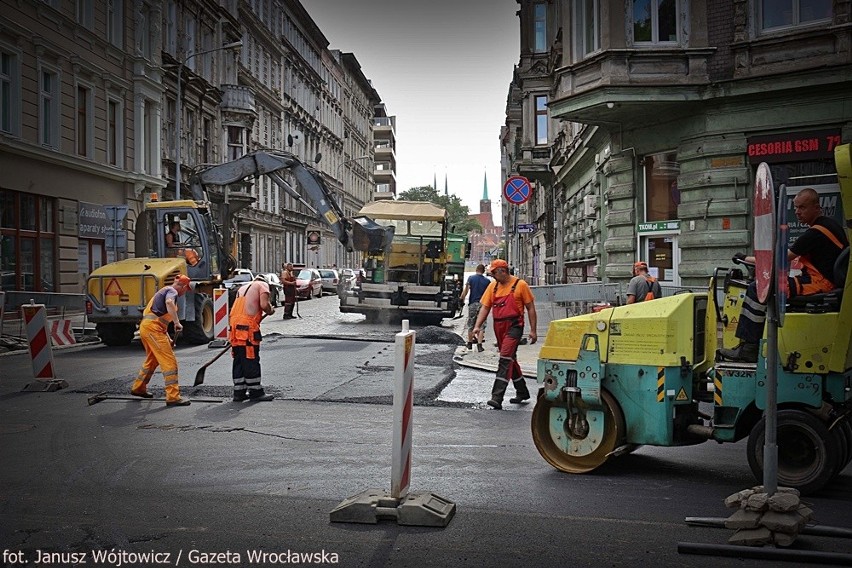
[{"x1": 1, "y1": 291, "x2": 90, "y2": 339}]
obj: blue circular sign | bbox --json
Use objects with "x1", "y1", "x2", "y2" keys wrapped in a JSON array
[{"x1": 503, "y1": 176, "x2": 532, "y2": 205}]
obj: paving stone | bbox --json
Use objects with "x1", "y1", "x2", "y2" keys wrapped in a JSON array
[
  {"x1": 724, "y1": 508, "x2": 761, "y2": 529},
  {"x1": 773, "y1": 531, "x2": 798, "y2": 547},
  {"x1": 768, "y1": 492, "x2": 800, "y2": 512},
  {"x1": 724, "y1": 489, "x2": 753, "y2": 508},
  {"x1": 728, "y1": 526, "x2": 773, "y2": 546},
  {"x1": 760, "y1": 510, "x2": 801, "y2": 534},
  {"x1": 745, "y1": 492, "x2": 769, "y2": 512}
]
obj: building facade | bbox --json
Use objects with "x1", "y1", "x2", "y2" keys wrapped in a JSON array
[
  {"x1": 1, "y1": 0, "x2": 391, "y2": 294},
  {"x1": 504, "y1": 0, "x2": 852, "y2": 288}
]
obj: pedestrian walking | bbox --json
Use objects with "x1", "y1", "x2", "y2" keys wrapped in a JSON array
[
  {"x1": 626, "y1": 261, "x2": 661, "y2": 304},
  {"x1": 460, "y1": 263, "x2": 491, "y2": 351},
  {"x1": 131, "y1": 275, "x2": 192, "y2": 407},
  {"x1": 230, "y1": 274, "x2": 276, "y2": 401},
  {"x1": 280, "y1": 262, "x2": 297, "y2": 319},
  {"x1": 472, "y1": 259, "x2": 537, "y2": 410}
]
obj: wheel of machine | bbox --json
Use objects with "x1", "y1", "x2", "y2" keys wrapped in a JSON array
[
  {"x1": 830, "y1": 422, "x2": 850, "y2": 476},
  {"x1": 840, "y1": 417, "x2": 852, "y2": 469},
  {"x1": 182, "y1": 295, "x2": 215, "y2": 344},
  {"x1": 531, "y1": 388, "x2": 625, "y2": 474},
  {"x1": 746, "y1": 409, "x2": 839, "y2": 495},
  {"x1": 97, "y1": 323, "x2": 135, "y2": 346}
]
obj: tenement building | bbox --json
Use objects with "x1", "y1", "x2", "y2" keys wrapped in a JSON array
[
  {"x1": 503, "y1": 0, "x2": 851, "y2": 288},
  {"x1": 0, "y1": 0, "x2": 391, "y2": 293}
]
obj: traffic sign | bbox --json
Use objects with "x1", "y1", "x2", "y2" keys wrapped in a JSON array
[
  {"x1": 503, "y1": 176, "x2": 532, "y2": 205},
  {"x1": 516, "y1": 223, "x2": 536, "y2": 233},
  {"x1": 753, "y1": 163, "x2": 775, "y2": 303}
]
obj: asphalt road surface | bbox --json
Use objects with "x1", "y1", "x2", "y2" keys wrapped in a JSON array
[{"x1": 1, "y1": 296, "x2": 850, "y2": 567}]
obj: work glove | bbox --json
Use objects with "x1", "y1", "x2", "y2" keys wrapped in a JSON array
[{"x1": 732, "y1": 252, "x2": 747, "y2": 264}]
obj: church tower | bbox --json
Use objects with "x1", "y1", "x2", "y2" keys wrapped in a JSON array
[{"x1": 480, "y1": 170, "x2": 491, "y2": 215}]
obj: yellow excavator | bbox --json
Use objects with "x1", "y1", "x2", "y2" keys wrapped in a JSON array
[
  {"x1": 531, "y1": 143, "x2": 852, "y2": 494},
  {"x1": 86, "y1": 150, "x2": 391, "y2": 346}
]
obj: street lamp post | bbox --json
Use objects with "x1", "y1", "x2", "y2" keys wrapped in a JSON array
[
  {"x1": 174, "y1": 40, "x2": 242, "y2": 200},
  {"x1": 334, "y1": 154, "x2": 371, "y2": 267}
]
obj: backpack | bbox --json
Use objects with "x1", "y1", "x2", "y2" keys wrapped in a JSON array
[{"x1": 643, "y1": 275, "x2": 658, "y2": 301}]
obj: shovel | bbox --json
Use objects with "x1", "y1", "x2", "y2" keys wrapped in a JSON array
[{"x1": 193, "y1": 343, "x2": 231, "y2": 386}]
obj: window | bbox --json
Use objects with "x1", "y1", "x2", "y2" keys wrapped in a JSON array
[
  {"x1": 39, "y1": 66, "x2": 60, "y2": 148},
  {"x1": 106, "y1": 0, "x2": 123, "y2": 47},
  {"x1": 227, "y1": 125, "x2": 245, "y2": 160},
  {"x1": 643, "y1": 151, "x2": 680, "y2": 222},
  {"x1": 76, "y1": 84, "x2": 93, "y2": 157},
  {"x1": 633, "y1": 0, "x2": 678, "y2": 44},
  {"x1": 533, "y1": 3, "x2": 547, "y2": 52},
  {"x1": 1, "y1": 48, "x2": 21, "y2": 135},
  {"x1": 165, "y1": 1, "x2": 177, "y2": 55},
  {"x1": 576, "y1": 0, "x2": 600, "y2": 58},
  {"x1": 535, "y1": 95, "x2": 548, "y2": 145},
  {"x1": 76, "y1": 0, "x2": 93, "y2": 29},
  {"x1": 0, "y1": 189, "x2": 55, "y2": 292},
  {"x1": 107, "y1": 97, "x2": 123, "y2": 167},
  {"x1": 202, "y1": 117, "x2": 211, "y2": 163},
  {"x1": 760, "y1": 0, "x2": 831, "y2": 31}
]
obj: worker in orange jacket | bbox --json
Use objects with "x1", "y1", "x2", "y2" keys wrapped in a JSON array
[
  {"x1": 131, "y1": 275, "x2": 192, "y2": 406},
  {"x1": 230, "y1": 274, "x2": 276, "y2": 401}
]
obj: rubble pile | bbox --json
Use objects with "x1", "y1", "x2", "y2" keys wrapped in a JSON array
[{"x1": 724, "y1": 486, "x2": 814, "y2": 546}]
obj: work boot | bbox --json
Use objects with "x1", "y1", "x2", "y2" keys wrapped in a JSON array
[
  {"x1": 248, "y1": 388, "x2": 274, "y2": 402},
  {"x1": 466, "y1": 342, "x2": 473, "y2": 350},
  {"x1": 719, "y1": 342, "x2": 759, "y2": 363},
  {"x1": 130, "y1": 388, "x2": 153, "y2": 399},
  {"x1": 509, "y1": 377, "x2": 531, "y2": 404},
  {"x1": 233, "y1": 389, "x2": 248, "y2": 402},
  {"x1": 487, "y1": 379, "x2": 507, "y2": 410},
  {"x1": 476, "y1": 342, "x2": 484, "y2": 353},
  {"x1": 166, "y1": 397, "x2": 191, "y2": 407}
]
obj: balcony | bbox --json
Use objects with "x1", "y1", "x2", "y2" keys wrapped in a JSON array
[
  {"x1": 221, "y1": 84, "x2": 256, "y2": 115},
  {"x1": 548, "y1": 48, "x2": 713, "y2": 126}
]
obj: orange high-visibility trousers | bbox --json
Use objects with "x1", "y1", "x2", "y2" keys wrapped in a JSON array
[{"x1": 132, "y1": 318, "x2": 182, "y2": 402}]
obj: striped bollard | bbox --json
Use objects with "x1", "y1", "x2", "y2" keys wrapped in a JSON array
[
  {"x1": 391, "y1": 319, "x2": 416, "y2": 499},
  {"x1": 330, "y1": 320, "x2": 455, "y2": 527},
  {"x1": 21, "y1": 302, "x2": 67, "y2": 392},
  {"x1": 209, "y1": 288, "x2": 229, "y2": 348}
]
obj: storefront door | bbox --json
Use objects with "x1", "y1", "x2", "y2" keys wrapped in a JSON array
[{"x1": 643, "y1": 235, "x2": 680, "y2": 285}]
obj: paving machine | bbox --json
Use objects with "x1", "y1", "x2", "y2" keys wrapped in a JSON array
[
  {"x1": 339, "y1": 200, "x2": 466, "y2": 324},
  {"x1": 86, "y1": 150, "x2": 390, "y2": 346},
  {"x1": 532, "y1": 143, "x2": 852, "y2": 494}
]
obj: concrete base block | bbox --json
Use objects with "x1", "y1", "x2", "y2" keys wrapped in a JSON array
[
  {"x1": 330, "y1": 489, "x2": 456, "y2": 527},
  {"x1": 22, "y1": 379, "x2": 68, "y2": 392}
]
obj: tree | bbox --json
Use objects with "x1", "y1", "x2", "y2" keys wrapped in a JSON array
[{"x1": 397, "y1": 186, "x2": 483, "y2": 234}]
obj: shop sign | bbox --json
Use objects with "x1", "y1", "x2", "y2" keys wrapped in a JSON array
[
  {"x1": 746, "y1": 128, "x2": 842, "y2": 164},
  {"x1": 638, "y1": 220, "x2": 680, "y2": 233},
  {"x1": 78, "y1": 202, "x2": 111, "y2": 239}
]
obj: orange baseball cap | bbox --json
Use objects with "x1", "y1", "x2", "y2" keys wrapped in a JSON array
[
  {"x1": 175, "y1": 274, "x2": 191, "y2": 286},
  {"x1": 489, "y1": 259, "x2": 509, "y2": 271},
  {"x1": 633, "y1": 261, "x2": 648, "y2": 270}
]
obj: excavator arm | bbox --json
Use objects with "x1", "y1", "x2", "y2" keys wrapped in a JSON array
[{"x1": 188, "y1": 150, "x2": 392, "y2": 253}]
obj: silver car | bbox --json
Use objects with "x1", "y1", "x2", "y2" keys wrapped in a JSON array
[{"x1": 317, "y1": 268, "x2": 340, "y2": 296}]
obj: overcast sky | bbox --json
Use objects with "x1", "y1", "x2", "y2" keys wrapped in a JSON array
[{"x1": 301, "y1": 0, "x2": 519, "y2": 220}]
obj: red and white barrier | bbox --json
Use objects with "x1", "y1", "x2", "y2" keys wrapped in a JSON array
[
  {"x1": 392, "y1": 319, "x2": 416, "y2": 500},
  {"x1": 22, "y1": 303, "x2": 56, "y2": 380},
  {"x1": 49, "y1": 319, "x2": 76, "y2": 346},
  {"x1": 213, "y1": 287, "x2": 229, "y2": 340}
]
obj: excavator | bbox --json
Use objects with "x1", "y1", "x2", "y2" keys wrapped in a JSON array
[
  {"x1": 531, "y1": 142, "x2": 852, "y2": 495},
  {"x1": 86, "y1": 150, "x2": 391, "y2": 346}
]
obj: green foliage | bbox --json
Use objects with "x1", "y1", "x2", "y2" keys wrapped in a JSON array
[{"x1": 397, "y1": 186, "x2": 483, "y2": 234}]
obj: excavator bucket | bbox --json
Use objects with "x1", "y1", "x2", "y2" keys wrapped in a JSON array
[{"x1": 352, "y1": 216, "x2": 395, "y2": 253}]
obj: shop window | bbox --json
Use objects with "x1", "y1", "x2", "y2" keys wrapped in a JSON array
[
  {"x1": 0, "y1": 189, "x2": 56, "y2": 291},
  {"x1": 643, "y1": 151, "x2": 680, "y2": 222}
]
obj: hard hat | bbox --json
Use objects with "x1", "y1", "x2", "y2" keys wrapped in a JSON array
[
  {"x1": 633, "y1": 261, "x2": 648, "y2": 270},
  {"x1": 175, "y1": 274, "x2": 191, "y2": 286},
  {"x1": 488, "y1": 259, "x2": 509, "y2": 272}
]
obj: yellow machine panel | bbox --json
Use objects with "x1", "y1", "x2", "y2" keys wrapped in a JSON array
[{"x1": 87, "y1": 258, "x2": 187, "y2": 307}]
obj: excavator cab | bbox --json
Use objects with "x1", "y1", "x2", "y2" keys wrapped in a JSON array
[{"x1": 144, "y1": 199, "x2": 220, "y2": 282}]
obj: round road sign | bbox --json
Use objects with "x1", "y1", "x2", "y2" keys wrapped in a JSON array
[
  {"x1": 754, "y1": 162, "x2": 775, "y2": 303},
  {"x1": 503, "y1": 176, "x2": 532, "y2": 205}
]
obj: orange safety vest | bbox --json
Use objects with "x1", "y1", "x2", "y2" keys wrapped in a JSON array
[
  {"x1": 792, "y1": 224, "x2": 845, "y2": 296},
  {"x1": 141, "y1": 287, "x2": 176, "y2": 329},
  {"x1": 229, "y1": 282, "x2": 264, "y2": 346}
]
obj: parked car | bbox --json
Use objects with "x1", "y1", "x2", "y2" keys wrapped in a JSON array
[
  {"x1": 295, "y1": 268, "x2": 322, "y2": 300},
  {"x1": 317, "y1": 268, "x2": 340, "y2": 296},
  {"x1": 341, "y1": 268, "x2": 365, "y2": 289},
  {"x1": 260, "y1": 273, "x2": 284, "y2": 306},
  {"x1": 222, "y1": 272, "x2": 253, "y2": 290}
]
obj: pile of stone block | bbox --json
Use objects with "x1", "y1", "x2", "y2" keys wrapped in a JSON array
[{"x1": 724, "y1": 486, "x2": 814, "y2": 546}]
